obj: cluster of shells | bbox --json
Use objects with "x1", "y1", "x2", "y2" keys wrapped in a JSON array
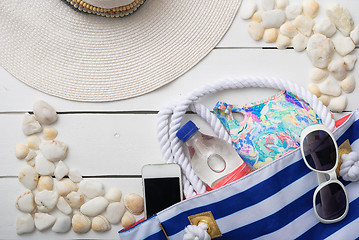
[
  {"x1": 241, "y1": 0, "x2": 358, "y2": 112},
  {"x1": 15, "y1": 100, "x2": 144, "y2": 235}
]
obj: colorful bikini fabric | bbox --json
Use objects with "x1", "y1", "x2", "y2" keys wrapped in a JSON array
[{"x1": 214, "y1": 91, "x2": 322, "y2": 170}]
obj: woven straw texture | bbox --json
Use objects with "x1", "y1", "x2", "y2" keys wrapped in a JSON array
[{"x1": 0, "y1": 0, "x2": 241, "y2": 102}]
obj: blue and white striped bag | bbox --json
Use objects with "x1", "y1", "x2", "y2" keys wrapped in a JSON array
[{"x1": 119, "y1": 109, "x2": 359, "y2": 240}]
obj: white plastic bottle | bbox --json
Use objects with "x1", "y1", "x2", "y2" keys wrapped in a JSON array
[{"x1": 176, "y1": 121, "x2": 251, "y2": 188}]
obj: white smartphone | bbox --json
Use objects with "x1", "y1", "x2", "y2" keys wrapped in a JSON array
[{"x1": 142, "y1": 163, "x2": 183, "y2": 219}]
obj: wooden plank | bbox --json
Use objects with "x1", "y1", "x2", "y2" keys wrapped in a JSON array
[
  {"x1": 1, "y1": 48, "x2": 358, "y2": 112},
  {"x1": 1, "y1": 177, "x2": 144, "y2": 239}
]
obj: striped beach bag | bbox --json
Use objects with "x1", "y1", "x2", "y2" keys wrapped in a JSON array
[{"x1": 119, "y1": 77, "x2": 359, "y2": 239}]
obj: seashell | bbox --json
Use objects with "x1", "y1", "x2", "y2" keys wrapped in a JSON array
[
  {"x1": 279, "y1": 21, "x2": 297, "y2": 38},
  {"x1": 319, "y1": 94, "x2": 330, "y2": 107},
  {"x1": 35, "y1": 154, "x2": 55, "y2": 176},
  {"x1": 16, "y1": 190, "x2": 36, "y2": 213},
  {"x1": 18, "y1": 165, "x2": 38, "y2": 190},
  {"x1": 22, "y1": 113, "x2": 42, "y2": 136},
  {"x1": 15, "y1": 144, "x2": 29, "y2": 160},
  {"x1": 351, "y1": 26, "x2": 359, "y2": 44},
  {"x1": 106, "y1": 202, "x2": 126, "y2": 224},
  {"x1": 261, "y1": 0, "x2": 275, "y2": 11},
  {"x1": 310, "y1": 67, "x2": 328, "y2": 83},
  {"x1": 328, "y1": 95, "x2": 348, "y2": 113},
  {"x1": 328, "y1": 59, "x2": 346, "y2": 80},
  {"x1": 56, "y1": 178, "x2": 78, "y2": 196},
  {"x1": 56, "y1": 196, "x2": 72, "y2": 215},
  {"x1": 52, "y1": 214, "x2": 71, "y2": 233},
  {"x1": 34, "y1": 213, "x2": 56, "y2": 231},
  {"x1": 240, "y1": 1, "x2": 257, "y2": 20},
  {"x1": 72, "y1": 211, "x2": 91, "y2": 233},
  {"x1": 68, "y1": 168, "x2": 82, "y2": 183},
  {"x1": 285, "y1": 3, "x2": 302, "y2": 20},
  {"x1": 105, "y1": 188, "x2": 122, "y2": 202},
  {"x1": 306, "y1": 33, "x2": 334, "y2": 68},
  {"x1": 37, "y1": 176, "x2": 54, "y2": 191},
  {"x1": 332, "y1": 35, "x2": 355, "y2": 56},
  {"x1": 39, "y1": 140, "x2": 68, "y2": 162},
  {"x1": 80, "y1": 197, "x2": 109, "y2": 217},
  {"x1": 263, "y1": 28, "x2": 278, "y2": 43},
  {"x1": 92, "y1": 215, "x2": 111, "y2": 232},
  {"x1": 251, "y1": 10, "x2": 263, "y2": 23},
  {"x1": 293, "y1": 15, "x2": 313, "y2": 37},
  {"x1": 343, "y1": 55, "x2": 357, "y2": 71},
  {"x1": 247, "y1": 21, "x2": 264, "y2": 41},
  {"x1": 54, "y1": 160, "x2": 69, "y2": 181},
  {"x1": 25, "y1": 149, "x2": 36, "y2": 163},
  {"x1": 326, "y1": 3, "x2": 354, "y2": 37},
  {"x1": 276, "y1": 0, "x2": 288, "y2": 10},
  {"x1": 124, "y1": 193, "x2": 144, "y2": 215},
  {"x1": 27, "y1": 134, "x2": 41, "y2": 150},
  {"x1": 42, "y1": 126, "x2": 58, "y2": 140},
  {"x1": 313, "y1": 18, "x2": 336, "y2": 38},
  {"x1": 302, "y1": 0, "x2": 319, "y2": 18},
  {"x1": 16, "y1": 213, "x2": 35, "y2": 235},
  {"x1": 340, "y1": 75, "x2": 356, "y2": 94},
  {"x1": 33, "y1": 100, "x2": 58, "y2": 125},
  {"x1": 307, "y1": 83, "x2": 321, "y2": 98},
  {"x1": 121, "y1": 211, "x2": 136, "y2": 228},
  {"x1": 276, "y1": 34, "x2": 291, "y2": 50},
  {"x1": 35, "y1": 190, "x2": 59, "y2": 212},
  {"x1": 318, "y1": 76, "x2": 342, "y2": 97},
  {"x1": 65, "y1": 191, "x2": 85, "y2": 209},
  {"x1": 78, "y1": 179, "x2": 105, "y2": 199},
  {"x1": 261, "y1": 10, "x2": 286, "y2": 28},
  {"x1": 292, "y1": 33, "x2": 307, "y2": 52}
]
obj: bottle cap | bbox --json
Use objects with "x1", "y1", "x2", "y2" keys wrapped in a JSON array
[{"x1": 176, "y1": 120, "x2": 199, "y2": 142}]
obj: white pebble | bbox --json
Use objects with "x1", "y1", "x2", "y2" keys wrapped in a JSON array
[
  {"x1": 56, "y1": 196, "x2": 72, "y2": 215},
  {"x1": 39, "y1": 140, "x2": 68, "y2": 162},
  {"x1": 319, "y1": 94, "x2": 330, "y2": 107},
  {"x1": 33, "y1": 100, "x2": 58, "y2": 125},
  {"x1": 332, "y1": 35, "x2": 355, "y2": 56},
  {"x1": 293, "y1": 15, "x2": 314, "y2": 37},
  {"x1": 80, "y1": 196, "x2": 109, "y2": 217},
  {"x1": 34, "y1": 213, "x2": 56, "y2": 231},
  {"x1": 280, "y1": 21, "x2": 297, "y2": 38},
  {"x1": 105, "y1": 188, "x2": 122, "y2": 202},
  {"x1": 38, "y1": 175, "x2": 54, "y2": 191},
  {"x1": 350, "y1": 25, "x2": 359, "y2": 44},
  {"x1": 306, "y1": 33, "x2": 334, "y2": 68},
  {"x1": 16, "y1": 190, "x2": 36, "y2": 213},
  {"x1": 285, "y1": 3, "x2": 302, "y2": 20},
  {"x1": 54, "y1": 160, "x2": 69, "y2": 181},
  {"x1": 307, "y1": 83, "x2": 321, "y2": 98},
  {"x1": 106, "y1": 202, "x2": 126, "y2": 224},
  {"x1": 328, "y1": 95, "x2": 348, "y2": 113},
  {"x1": 56, "y1": 178, "x2": 78, "y2": 196},
  {"x1": 27, "y1": 134, "x2": 41, "y2": 150},
  {"x1": 276, "y1": 0, "x2": 288, "y2": 10},
  {"x1": 68, "y1": 168, "x2": 83, "y2": 183},
  {"x1": 35, "y1": 190, "x2": 59, "y2": 212},
  {"x1": 302, "y1": 0, "x2": 319, "y2": 18},
  {"x1": 343, "y1": 55, "x2": 357, "y2": 71},
  {"x1": 276, "y1": 34, "x2": 291, "y2": 49},
  {"x1": 310, "y1": 67, "x2": 329, "y2": 83},
  {"x1": 292, "y1": 33, "x2": 308, "y2": 52},
  {"x1": 16, "y1": 213, "x2": 35, "y2": 235},
  {"x1": 326, "y1": 3, "x2": 354, "y2": 37},
  {"x1": 263, "y1": 28, "x2": 278, "y2": 43},
  {"x1": 35, "y1": 154, "x2": 55, "y2": 176},
  {"x1": 18, "y1": 165, "x2": 38, "y2": 190},
  {"x1": 262, "y1": 0, "x2": 275, "y2": 11},
  {"x1": 78, "y1": 179, "x2": 105, "y2": 199},
  {"x1": 262, "y1": 9, "x2": 286, "y2": 28},
  {"x1": 42, "y1": 126, "x2": 58, "y2": 140},
  {"x1": 52, "y1": 214, "x2": 71, "y2": 233},
  {"x1": 15, "y1": 144, "x2": 29, "y2": 160},
  {"x1": 313, "y1": 18, "x2": 336, "y2": 38},
  {"x1": 22, "y1": 113, "x2": 42, "y2": 136},
  {"x1": 328, "y1": 59, "x2": 347, "y2": 81},
  {"x1": 240, "y1": 1, "x2": 257, "y2": 20},
  {"x1": 248, "y1": 21, "x2": 264, "y2": 41},
  {"x1": 340, "y1": 74, "x2": 356, "y2": 93},
  {"x1": 318, "y1": 76, "x2": 342, "y2": 97}
]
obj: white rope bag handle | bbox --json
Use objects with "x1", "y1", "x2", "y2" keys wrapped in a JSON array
[{"x1": 157, "y1": 76, "x2": 335, "y2": 199}]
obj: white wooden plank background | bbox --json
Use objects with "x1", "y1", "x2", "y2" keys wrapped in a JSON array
[{"x1": 0, "y1": 0, "x2": 358, "y2": 239}]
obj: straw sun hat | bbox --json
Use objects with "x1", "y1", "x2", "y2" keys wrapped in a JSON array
[{"x1": 0, "y1": 0, "x2": 241, "y2": 102}]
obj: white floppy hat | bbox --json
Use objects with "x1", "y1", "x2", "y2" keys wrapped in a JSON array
[{"x1": 0, "y1": 0, "x2": 241, "y2": 102}]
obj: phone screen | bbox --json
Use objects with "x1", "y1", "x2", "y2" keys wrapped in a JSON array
[{"x1": 144, "y1": 177, "x2": 181, "y2": 219}]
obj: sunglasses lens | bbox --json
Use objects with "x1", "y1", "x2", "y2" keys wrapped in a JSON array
[
  {"x1": 302, "y1": 130, "x2": 337, "y2": 171},
  {"x1": 315, "y1": 183, "x2": 347, "y2": 221}
]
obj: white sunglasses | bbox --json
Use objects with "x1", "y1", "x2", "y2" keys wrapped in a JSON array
[{"x1": 300, "y1": 124, "x2": 349, "y2": 224}]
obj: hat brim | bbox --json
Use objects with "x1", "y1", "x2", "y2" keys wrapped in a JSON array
[{"x1": 0, "y1": 0, "x2": 241, "y2": 102}]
